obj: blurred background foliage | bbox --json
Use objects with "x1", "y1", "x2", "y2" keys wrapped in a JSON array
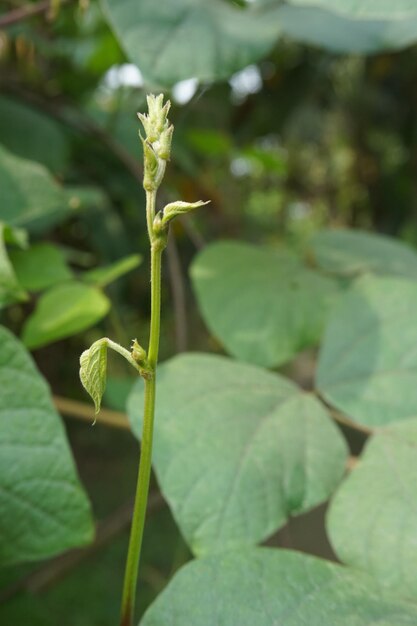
[{"x1": 2, "y1": 0, "x2": 417, "y2": 623}]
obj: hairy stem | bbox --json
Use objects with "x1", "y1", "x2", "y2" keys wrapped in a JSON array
[{"x1": 120, "y1": 193, "x2": 162, "y2": 626}]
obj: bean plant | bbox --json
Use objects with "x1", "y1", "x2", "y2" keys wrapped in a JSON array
[
  {"x1": 80, "y1": 94, "x2": 208, "y2": 625},
  {"x1": 3, "y1": 94, "x2": 417, "y2": 625}
]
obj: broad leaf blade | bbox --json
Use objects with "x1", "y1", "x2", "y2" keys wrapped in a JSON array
[
  {"x1": 100, "y1": 0, "x2": 282, "y2": 87},
  {"x1": 141, "y1": 548, "x2": 417, "y2": 625},
  {"x1": 0, "y1": 144, "x2": 103, "y2": 235},
  {"x1": 309, "y1": 229, "x2": 417, "y2": 279},
  {"x1": 10, "y1": 243, "x2": 73, "y2": 292},
  {"x1": 22, "y1": 282, "x2": 110, "y2": 349},
  {"x1": 0, "y1": 96, "x2": 69, "y2": 173},
  {"x1": 0, "y1": 326, "x2": 93, "y2": 565},
  {"x1": 327, "y1": 419, "x2": 417, "y2": 602},
  {"x1": 128, "y1": 353, "x2": 347, "y2": 556},
  {"x1": 279, "y1": 0, "x2": 417, "y2": 54},
  {"x1": 191, "y1": 241, "x2": 338, "y2": 368},
  {"x1": 317, "y1": 275, "x2": 417, "y2": 428}
]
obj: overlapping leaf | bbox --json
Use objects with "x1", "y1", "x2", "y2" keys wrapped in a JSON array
[
  {"x1": 141, "y1": 548, "x2": 417, "y2": 625},
  {"x1": 101, "y1": 0, "x2": 417, "y2": 89},
  {"x1": 0, "y1": 326, "x2": 93, "y2": 565},
  {"x1": 128, "y1": 353, "x2": 347, "y2": 556},
  {"x1": 309, "y1": 229, "x2": 417, "y2": 279},
  {"x1": 327, "y1": 419, "x2": 417, "y2": 602},
  {"x1": 317, "y1": 275, "x2": 417, "y2": 428},
  {"x1": 100, "y1": 0, "x2": 282, "y2": 87},
  {"x1": 191, "y1": 241, "x2": 338, "y2": 368}
]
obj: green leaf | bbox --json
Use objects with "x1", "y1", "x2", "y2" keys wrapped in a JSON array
[
  {"x1": 279, "y1": 0, "x2": 417, "y2": 54},
  {"x1": 82, "y1": 253, "x2": 142, "y2": 288},
  {"x1": 0, "y1": 326, "x2": 93, "y2": 565},
  {"x1": 10, "y1": 243, "x2": 73, "y2": 292},
  {"x1": 317, "y1": 275, "x2": 417, "y2": 428},
  {"x1": 327, "y1": 419, "x2": 417, "y2": 602},
  {"x1": 141, "y1": 548, "x2": 417, "y2": 626},
  {"x1": 0, "y1": 223, "x2": 28, "y2": 308},
  {"x1": 309, "y1": 229, "x2": 417, "y2": 279},
  {"x1": 22, "y1": 282, "x2": 110, "y2": 350},
  {"x1": 128, "y1": 353, "x2": 347, "y2": 556},
  {"x1": 100, "y1": 0, "x2": 417, "y2": 90},
  {"x1": 0, "y1": 96, "x2": 69, "y2": 173},
  {"x1": 80, "y1": 338, "x2": 108, "y2": 414},
  {"x1": 100, "y1": 0, "x2": 282, "y2": 87},
  {"x1": 0, "y1": 144, "x2": 76, "y2": 234},
  {"x1": 191, "y1": 241, "x2": 338, "y2": 368}
]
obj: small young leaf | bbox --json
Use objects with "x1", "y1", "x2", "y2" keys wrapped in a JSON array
[
  {"x1": 162, "y1": 200, "x2": 209, "y2": 225},
  {"x1": 79, "y1": 338, "x2": 108, "y2": 414}
]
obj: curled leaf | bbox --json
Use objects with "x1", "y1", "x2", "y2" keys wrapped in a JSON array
[
  {"x1": 162, "y1": 200, "x2": 210, "y2": 226},
  {"x1": 79, "y1": 338, "x2": 108, "y2": 415},
  {"x1": 80, "y1": 337, "x2": 149, "y2": 418}
]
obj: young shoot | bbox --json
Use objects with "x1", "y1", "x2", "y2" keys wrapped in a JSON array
[{"x1": 79, "y1": 93, "x2": 209, "y2": 626}]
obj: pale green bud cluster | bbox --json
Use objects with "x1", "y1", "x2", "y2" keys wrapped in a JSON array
[{"x1": 138, "y1": 94, "x2": 174, "y2": 191}]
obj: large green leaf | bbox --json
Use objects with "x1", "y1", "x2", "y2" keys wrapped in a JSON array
[
  {"x1": 141, "y1": 548, "x2": 417, "y2": 625},
  {"x1": 100, "y1": 0, "x2": 282, "y2": 87},
  {"x1": 327, "y1": 419, "x2": 417, "y2": 602},
  {"x1": 128, "y1": 353, "x2": 347, "y2": 556},
  {"x1": 309, "y1": 229, "x2": 417, "y2": 279},
  {"x1": 0, "y1": 144, "x2": 74, "y2": 233},
  {"x1": 191, "y1": 241, "x2": 338, "y2": 368},
  {"x1": 0, "y1": 326, "x2": 93, "y2": 565},
  {"x1": 100, "y1": 0, "x2": 417, "y2": 89},
  {"x1": 279, "y1": 0, "x2": 417, "y2": 54},
  {"x1": 0, "y1": 145, "x2": 103, "y2": 234},
  {"x1": 0, "y1": 223, "x2": 28, "y2": 308},
  {"x1": 0, "y1": 96, "x2": 69, "y2": 173},
  {"x1": 317, "y1": 275, "x2": 417, "y2": 428},
  {"x1": 288, "y1": 0, "x2": 417, "y2": 13},
  {"x1": 10, "y1": 243, "x2": 73, "y2": 292},
  {"x1": 22, "y1": 282, "x2": 110, "y2": 349}
]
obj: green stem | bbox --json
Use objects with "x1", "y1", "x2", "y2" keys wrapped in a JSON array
[{"x1": 119, "y1": 193, "x2": 163, "y2": 626}]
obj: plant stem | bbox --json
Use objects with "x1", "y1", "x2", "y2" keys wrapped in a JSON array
[{"x1": 119, "y1": 191, "x2": 163, "y2": 626}]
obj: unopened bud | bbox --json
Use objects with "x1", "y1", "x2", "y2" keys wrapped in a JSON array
[{"x1": 131, "y1": 339, "x2": 147, "y2": 365}]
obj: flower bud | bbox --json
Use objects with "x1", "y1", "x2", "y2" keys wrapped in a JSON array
[{"x1": 131, "y1": 339, "x2": 147, "y2": 365}]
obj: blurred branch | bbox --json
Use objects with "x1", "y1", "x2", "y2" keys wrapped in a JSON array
[
  {"x1": 179, "y1": 216, "x2": 205, "y2": 249},
  {"x1": 330, "y1": 408, "x2": 373, "y2": 436},
  {"x1": 0, "y1": 0, "x2": 73, "y2": 28},
  {"x1": 54, "y1": 395, "x2": 130, "y2": 429},
  {"x1": 166, "y1": 230, "x2": 188, "y2": 352}
]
